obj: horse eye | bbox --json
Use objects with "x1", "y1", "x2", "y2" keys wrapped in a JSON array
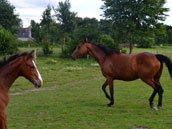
[{"x1": 30, "y1": 66, "x2": 35, "y2": 69}]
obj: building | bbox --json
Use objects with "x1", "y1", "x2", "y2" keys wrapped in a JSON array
[{"x1": 18, "y1": 26, "x2": 34, "y2": 41}]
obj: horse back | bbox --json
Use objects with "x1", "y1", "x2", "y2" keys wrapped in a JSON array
[{"x1": 101, "y1": 52, "x2": 160, "y2": 81}]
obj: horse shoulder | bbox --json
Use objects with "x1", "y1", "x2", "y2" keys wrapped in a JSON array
[{"x1": 100, "y1": 56, "x2": 116, "y2": 77}]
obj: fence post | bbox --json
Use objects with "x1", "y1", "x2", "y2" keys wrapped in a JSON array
[
  {"x1": 156, "y1": 49, "x2": 159, "y2": 54},
  {"x1": 28, "y1": 44, "x2": 30, "y2": 49}
]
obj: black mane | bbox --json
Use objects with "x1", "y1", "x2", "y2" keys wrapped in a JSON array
[
  {"x1": 0, "y1": 52, "x2": 28, "y2": 68},
  {"x1": 93, "y1": 44, "x2": 120, "y2": 55}
]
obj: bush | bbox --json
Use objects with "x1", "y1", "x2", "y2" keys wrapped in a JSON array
[
  {"x1": 99, "y1": 34, "x2": 119, "y2": 49},
  {"x1": 60, "y1": 34, "x2": 127, "y2": 57},
  {"x1": 60, "y1": 37, "x2": 80, "y2": 58},
  {"x1": 136, "y1": 32, "x2": 155, "y2": 48},
  {"x1": 137, "y1": 36, "x2": 155, "y2": 48},
  {"x1": 42, "y1": 41, "x2": 53, "y2": 55},
  {"x1": 0, "y1": 25, "x2": 18, "y2": 55},
  {"x1": 16, "y1": 40, "x2": 39, "y2": 47},
  {"x1": 99, "y1": 34, "x2": 126, "y2": 53}
]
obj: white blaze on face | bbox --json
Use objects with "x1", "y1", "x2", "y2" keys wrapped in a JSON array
[{"x1": 32, "y1": 60, "x2": 43, "y2": 85}]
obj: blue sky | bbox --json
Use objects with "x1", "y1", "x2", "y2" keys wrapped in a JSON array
[{"x1": 8, "y1": 0, "x2": 172, "y2": 27}]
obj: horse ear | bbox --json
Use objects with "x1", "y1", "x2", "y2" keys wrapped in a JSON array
[
  {"x1": 26, "y1": 50, "x2": 34, "y2": 60},
  {"x1": 29, "y1": 50, "x2": 35, "y2": 58}
]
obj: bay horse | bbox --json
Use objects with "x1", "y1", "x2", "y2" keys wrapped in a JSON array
[
  {"x1": 0, "y1": 50, "x2": 43, "y2": 129},
  {"x1": 71, "y1": 41, "x2": 172, "y2": 109}
]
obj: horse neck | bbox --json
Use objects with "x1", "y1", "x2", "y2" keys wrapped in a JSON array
[
  {"x1": 0, "y1": 57, "x2": 22, "y2": 89},
  {"x1": 86, "y1": 43, "x2": 106, "y2": 64}
]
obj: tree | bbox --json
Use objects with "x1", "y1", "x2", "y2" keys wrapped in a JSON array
[
  {"x1": 54, "y1": 0, "x2": 77, "y2": 33},
  {"x1": 99, "y1": 19, "x2": 113, "y2": 36},
  {"x1": 48, "y1": 21, "x2": 63, "y2": 44},
  {"x1": 0, "y1": 25, "x2": 18, "y2": 55},
  {"x1": 154, "y1": 24, "x2": 167, "y2": 45},
  {"x1": 166, "y1": 25, "x2": 172, "y2": 44},
  {"x1": 40, "y1": 5, "x2": 52, "y2": 32},
  {"x1": 101, "y1": 0, "x2": 169, "y2": 53},
  {"x1": 0, "y1": 0, "x2": 21, "y2": 34},
  {"x1": 39, "y1": 5, "x2": 54, "y2": 55},
  {"x1": 40, "y1": 5, "x2": 52, "y2": 41},
  {"x1": 73, "y1": 17, "x2": 101, "y2": 42},
  {"x1": 31, "y1": 20, "x2": 41, "y2": 42}
]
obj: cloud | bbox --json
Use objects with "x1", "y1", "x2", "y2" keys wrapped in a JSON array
[
  {"x1": 9, "y1": 0, "x2": 104, "y2": 27},
  {"x1": 69, "y1": 0, "x2": 104, "y2": 19},
  {"x1": 164, "y1": 0, "x2": 172, "y2": 25},
  {"x1": 8, "y1": 0, "x2": 172, "y2": 27},
  {"x1": 9, "y1": 0, "x2": 60, "y2": 27},
  {"x1": 9, "y1": 0, "x2": 58, "y2": 8}
]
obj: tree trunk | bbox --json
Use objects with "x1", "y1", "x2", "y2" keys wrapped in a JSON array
[{"x1": 129, "y1": 42, "x2": 133, "y2": 54}]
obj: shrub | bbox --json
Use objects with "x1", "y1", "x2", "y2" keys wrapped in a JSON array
[
  {"x1": 16, "y1": 40, "x2": 39, "y2": 47},
  {"x1": 99, "y1": 34, "x2": 119, "y2": 49},
  {"x1": 0, "y1": 25, "x2": 18, "y2": 55},
  {"x1": 60, "y1": 37, "x2": 80, "y2": 58},
  {"x1": 42, "y1": 41, "x2": 53, "y2": 55},
  {"x1": 99, "y1": 34, "x2": 126, "y2": 53},
  {"x1": 137, "y1": 36, "x2": 155, "y2": 48}
]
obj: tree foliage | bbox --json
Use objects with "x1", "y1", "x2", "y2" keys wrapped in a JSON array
[
  {"x1": 54, "y1": 0, "x2": 77, "y2": 33},
  {"x1": 0, "y1": 0, "x2": 21, "y2": 34},
  {"x1": 166, "y1": 25, "x2": 172, "y2": 44},
  {"x1": 31, "y1": 20, "x2": 41, "y2": 42},
  {"x1": 40, "y1": 5, "x2": 52, "y2": 34},
  {"x1": 28, "y1": 0, "x2": 171, "y2": 57},
  {"x1": 0, "y1": 25, "x2": 18, "y2": 55},
  {"x1": 101, "y1": 0, "x2": 169, "y2": 52}
]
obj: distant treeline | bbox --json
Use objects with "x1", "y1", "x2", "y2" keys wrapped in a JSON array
[{"x1": 0, "y1": 0, "x2": 172, "y2": 56}]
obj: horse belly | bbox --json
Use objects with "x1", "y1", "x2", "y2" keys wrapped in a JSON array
[
  {"x1": 113, "y1": 66, "x2": 139, "y2": 81},
  {"x1": 115, "y1": 73, "x2": 139, "y2": 81}
]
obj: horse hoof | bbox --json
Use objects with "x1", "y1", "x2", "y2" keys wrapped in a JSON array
[
  {"x1": 106, "y1": 104, "x2": 112, "y2": 107},
  {"x1": 157, "y1": 106, "x2": 162, "y2": 109},
  {"x1": 152, "y1": 107, "x2": 159, "y2": 111}
]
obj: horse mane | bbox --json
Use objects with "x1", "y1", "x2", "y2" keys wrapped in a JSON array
[
  {"x1": 0, "y1": 52, "x2": 28, "y2": 68},
  {"x1": 92, "y1": 43, "x2": 120, "y2": 55}
]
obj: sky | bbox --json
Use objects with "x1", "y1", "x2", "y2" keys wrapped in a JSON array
[{"x1": 8, "y1": 0, "x2": 172, "y2": 27}]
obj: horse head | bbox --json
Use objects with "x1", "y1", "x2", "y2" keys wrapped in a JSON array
[{"x1": 21, "y1": 50, "x2": 43, "y2": 88}]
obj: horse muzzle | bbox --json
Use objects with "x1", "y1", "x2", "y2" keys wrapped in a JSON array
[
  {"x1": 34, "y1": 80, "x2": 42, "y2": 88},
  {"x1": 71, "y1": 55, "x2": 76, "y2": 60}
]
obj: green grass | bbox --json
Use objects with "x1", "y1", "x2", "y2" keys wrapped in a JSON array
[{"x1": 6, "y1": 46, "x2": 172, "y2": 129}]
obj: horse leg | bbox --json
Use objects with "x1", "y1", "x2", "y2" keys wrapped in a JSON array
[
  {"x1": 102, "y1": 80, "x2": 111, "y2": 100},
  {"x1": 149, "y1": 89, "x2": 157, "y2": 108},
  {"x1": 154, "y1": 71, "x2": 164, "y2": 109},
  {"x1": 0, "y1": 110, "x2": 7, "y2": 129},
  {"x1": 141, "y1": 79, "x2": 158, "y2": 109},
  {"x1": 107, "y1": 77, "x2": 114, "y2": 107},
  {"x1": 157, "y1": 84, "x2": 163, "y2": 108}
]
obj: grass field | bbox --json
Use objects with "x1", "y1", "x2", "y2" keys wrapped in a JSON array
[{"x1": 6, "y1": 46, "x2": 172, "y2": 129}]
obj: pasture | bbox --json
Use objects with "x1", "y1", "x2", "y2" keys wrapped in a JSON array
[{"x1": 6, "y1": 46, "x2": 172, "y2": 129}]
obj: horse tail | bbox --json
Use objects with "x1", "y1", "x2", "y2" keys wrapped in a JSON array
[{"x1": 156, "y1": 54, "x2": 172, "y2": 78}]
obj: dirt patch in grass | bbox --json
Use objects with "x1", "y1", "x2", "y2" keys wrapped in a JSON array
[
  {"x1": 132, "y1": 127, "x2": 149, "y2": 129},
  {"x1": 10, "y1": 86, "x2": 58, "y2": 95}
]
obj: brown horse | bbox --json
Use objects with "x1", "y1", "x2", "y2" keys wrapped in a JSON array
[
  {"x1": 71, "y1": 41, "x2": 172, "y2": 109},
  {"x1": 0, "y1": 50, "x2": 43, "y2": 129}
]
